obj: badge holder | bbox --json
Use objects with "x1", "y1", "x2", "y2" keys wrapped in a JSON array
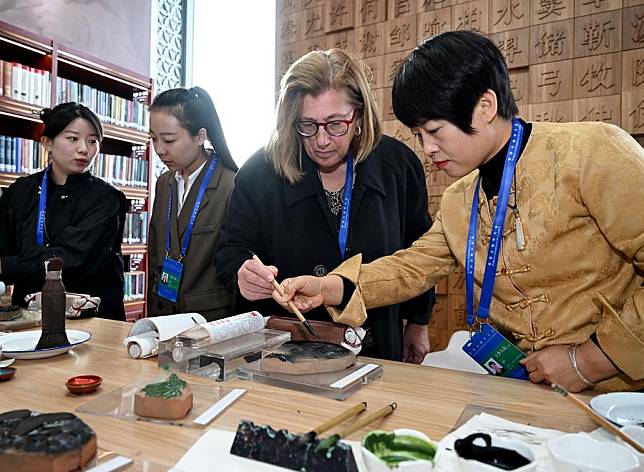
[
  {"x1": 157, "y1": 254, "x2": 183, "y2": 303},
  {"x1": 462, "y1": 321, "x2": 528, "y2": 380}
]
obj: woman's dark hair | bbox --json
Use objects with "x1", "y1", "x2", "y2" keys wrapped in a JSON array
[
  {"x1": 393, "y1": 30, "x2": 518, "y2": 134},
  {"x1": 149, "y1": 86, "x2": 237, "y2": 171},
  {"x1": 40, "y1": 102, "x2": 103, "y2": 141}
]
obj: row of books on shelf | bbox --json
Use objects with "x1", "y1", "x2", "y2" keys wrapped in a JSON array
[
  {"x1": 124, "y1": 211, "x2": 148, "y2": 245},
  {"x1": 0, "y1": 135, "x2": 45, "y2": 174},
  {"x1": 0, "y1": 135, "x2": 148, "y2": 188},
  {"x1": 92, "y1": 148, "x2": 148, "y2": 188},
  {"x1": 0, "y1": 60, "x2": 51, "y2": 106},
  {"x1": 124, "y1": 271, "x2": 145, "y2": 302},
  {"x1": 56, "y1": 77, "x2": 148, "y2": 131}
]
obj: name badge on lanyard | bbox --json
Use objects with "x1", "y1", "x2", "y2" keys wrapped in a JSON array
[
  {"x1": 36, "y1": 166, "x2": 51, "y2": 246},
  {"x1": 460, "y1": 119, "x2": 529, "y2": 380},
  {"x1": 337, "y1": 154, "x2": 354, "y2": 260},
  {"x1": 157, "y1": 155, "x2": 219, "y2": 303}
]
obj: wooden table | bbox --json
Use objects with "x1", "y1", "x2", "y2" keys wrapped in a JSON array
[{"x1": 0, "y1": 318, "x2": 596, "y2": 469}]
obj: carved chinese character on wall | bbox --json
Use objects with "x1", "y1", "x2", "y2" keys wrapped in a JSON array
[
  {"x1": 530, "y1": 60, "x2": 574, "y2": 102},
  {"x1": 574, "y1": 10, "x2": 622, "y2": 57},
  {"x1": 492, "y1": 29, "x2": 530, "y2": 68},
  {"x1": 491, "y1": 0, "x2": 529, "y2": 33},
  {"x1": 326, "y1": 0, "x2": 355, "y2": 32},
  {"x1": 356, "y1": 0, "x2": 386, "y2": 26},
  {"x1": 357, "y1": 23, "x2": 384, "y2": 56},
  {"x1": 386, "y1": 17, "x2": 417, "y2": 53},
  {"x1": 622, "y1": 48, "x2": 644, "y2": 91},
  {"x1": 573, "y1": 94, "x2": 620, "y2": 125},
  {"x1": 417, "y1": 8, "x2": 452, "y2": 42},
  {"x1": 389, "y1": 0, "x2": 416, "y2": 18},
  {"x1": 623, "y1": 5, "x2": 644, "y2": 50},
  {"x1": 530, "y1": 19, "x2": 574, "y2": 64},
  {"x1": 453, "y1": 0, "x2": 490, "y2": 33},
  {"x1": 531, "y1": 0, "x2": 573, "y2": 25},
  {"x1": 574, "y1": 53, "x2": 621, "y2": 98},
  {"x1": 530, "y1": 100, "x2": 573, "y2": 122},
  {"x1": 305, "y1": 7, "x2": 325, "y2": 38}
]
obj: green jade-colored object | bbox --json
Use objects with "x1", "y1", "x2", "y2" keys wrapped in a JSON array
[{"x1": 141, "y1": 373, "x2": 187, "y2": 399}]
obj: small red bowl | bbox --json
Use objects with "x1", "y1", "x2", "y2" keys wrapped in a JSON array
[
  {"x1": 66, "y1": 375, "x2": 102, "y2": 394},
  {"x1": 0, "y1": 367, "x2": 16, "y2": 381}
]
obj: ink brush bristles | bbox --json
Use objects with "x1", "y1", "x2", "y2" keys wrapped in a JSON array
[{"x1": 249, "y1": 252, "x2": 320, "y2": 339}]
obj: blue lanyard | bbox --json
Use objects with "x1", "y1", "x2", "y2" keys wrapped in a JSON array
[
  {"x1": 36, "y1": 165, "x2": 51, "y2": 246},
  {"x1": 165, "y1": 155, "x2": 219, "y2": 260},
  {"x1": 465, "y1": 119, "x2": 523, "y2": 326},
  {"x1": 337, "y1": 154, "x2": 354, "y2": 260}
]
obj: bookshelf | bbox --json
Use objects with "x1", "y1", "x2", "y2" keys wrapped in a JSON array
[{"x1": 0, "y1": 20, "x2": 152, "y2": 321}]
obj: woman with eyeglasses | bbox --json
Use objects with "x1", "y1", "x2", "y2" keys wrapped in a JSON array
[
  {"x1": 147, "y1": 86, "x2": 237, "y2": 320},
  {"x1": 216, "y1": 49, "x2": 435, "y2": 363}
]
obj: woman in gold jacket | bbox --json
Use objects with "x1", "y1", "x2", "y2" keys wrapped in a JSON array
[{"x1": 275, "y1": 31, "x2": 644, "y2": 392}]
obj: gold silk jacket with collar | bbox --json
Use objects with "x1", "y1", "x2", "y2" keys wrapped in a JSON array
[{"x1": 328, "y1": 121, "x2": 644, "y2": 391}]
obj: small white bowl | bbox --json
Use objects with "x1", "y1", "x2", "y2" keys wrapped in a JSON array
[
  {"x1": 620, "y1": 425, "x2": 644, "y2": 462},
  {"x1": 547, "y1": 433, "x2": 640, "y2": 472},
  {"x1": 456, "y1": 435, "x2": 536, "y2": 472},
  {"x1": 361, "y1": 429, "x2": 434, "y2": 471}
]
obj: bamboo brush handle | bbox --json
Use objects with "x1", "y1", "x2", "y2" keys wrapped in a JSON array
[
  {"x1": 251, "y1": 254, "x2": 306, "y2": 322},
  {"x1": 566, "y1": 391, "x2": 644, "y2": 453},
  {"x1": 313, "y1": 402, "x2": 367, "y2": 436},
  {"x1": 336, "y1": 403, "x2": 397, "y2": 439}
]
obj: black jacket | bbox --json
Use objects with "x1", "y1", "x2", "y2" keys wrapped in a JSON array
[
  {"x1": 0, "y1": 170, "x2": 126, "y2": 320},
  {"x1": 216, "y1": 135, "x2": 435, "y2": 360}
]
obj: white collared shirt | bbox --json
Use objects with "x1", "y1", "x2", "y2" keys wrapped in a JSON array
[{"x1": 174, "y1": 161, "x2": 206, "y2": 214}]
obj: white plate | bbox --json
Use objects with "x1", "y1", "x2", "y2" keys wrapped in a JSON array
[
  {"x1": 590, "y1": 392, "x2": 644, "y2": 427},
  {"x1": 0, "y1": 329, "x2": 91, "y2": 359}
]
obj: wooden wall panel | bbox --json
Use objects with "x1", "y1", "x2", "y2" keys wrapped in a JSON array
[{"x1": 275, "y1": 0, "x2": 644, "y2": 353}]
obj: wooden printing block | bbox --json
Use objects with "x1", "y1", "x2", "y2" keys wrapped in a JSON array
[{"x1": 230, "y1": 420, "x2": 358, "y2": 472}]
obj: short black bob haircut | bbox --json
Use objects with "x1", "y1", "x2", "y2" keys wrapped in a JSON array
[
  {"x1": 392, "y1": 30, "x2": 518, "y2": 134},
  {"x1": 150, "y1": 86, "x2": 237, "y2": 171},
  {"x1": 40, "y1": 102, "x2": 103, "y2": 141}
]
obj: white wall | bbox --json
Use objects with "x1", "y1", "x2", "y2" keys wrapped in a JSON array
[{"x1": 192, "y1": 0, "x2": 276, "y2": 166}]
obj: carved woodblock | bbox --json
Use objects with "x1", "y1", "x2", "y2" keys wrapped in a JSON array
[
  {"x1": 491, "y1": 28, "x2": 530, "y2": 68},
  {"x1": 491, "y1": 0, "x2": 530, "y2": 33},
  {"x1": 573, "y1": 52, "x2": 622, "y2": 98},
  {"x1": 529, "y1": 59, "x2": 574, "y2": 103},
  {"x1": 383, "y1": 120, "x2": 416, "y2": 150},
  {"x1": 325, "y1": 0, "x2": 355, "y2": 33},
  {"x1": 573, "y1": 94, "x2": 621, "y2": 125},
  {"x1": 529, "y1": 99, "x2": 574, "y2": 122},
  {"x1": 355, "y1": 0, "x2": 386, "y2": 26},
  {"x1": 575, "y1": 0, "x2": 623, "y2": 17},
  {"x1": 417, "y1": 7, "x2": 452, "y2": 42},
  {"x1": 304, "y1": 6, "x2": 326, "y2": 39},
  {"x1": 510, "y1": 68, "x2": 530, "y2": 118},
  {"x1": 622, "y1": 47, "x2": 644, "y2": 91},
  {"x1": 384, "y1": 50, "x2": 409, "y2": 86},
  {"x1": 327, "y1": 30, "x2": 357, "y2": 52},
  {"x1": 531, "y1": 0, "x2": 574, "y2": 26},
  {"x1": 386, "y1": 15, "x2": 417, "y2": 53},
  {"x1": 623, "y1": 5, "x2": 644, "y2": 50},
  {"x1": 363, "y1": 54, "x2": 384, "y2": 89},
  {"x1": 389, "y1": 0, "x2": 417, "y2": 18},
  {"x1": 453, "y1": 0, "x2": 490, "y2": 34},
  {"x1": 574, "y1": 10, "x2": 622, "y2": 57},
  {"x1": 418, "y1": 0, "x2": 454, "y2": 13},
  {"x1": 621, "y1": 89, "x2": 644, "y2": 132},
  {"x1": 357, "y1": 23, "x2": 385, "y2": 57},
  {"x1": 530, "y1": 19, "x2": 574, "y2": 64}
]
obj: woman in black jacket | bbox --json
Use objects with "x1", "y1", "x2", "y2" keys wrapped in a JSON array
[
  {"x1": 216, "y1": 49, "x2": 435, "y2": 362},
  {"x1": 0, "y1": 102, "x2": 126, "y2": 320}
]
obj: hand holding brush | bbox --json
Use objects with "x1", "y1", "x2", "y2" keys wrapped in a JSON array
[{"x1": 249, "y1": 252, "x2": 320, "y2": 339}]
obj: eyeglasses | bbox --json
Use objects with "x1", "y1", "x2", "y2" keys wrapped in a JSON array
[{"x1": 295, "y1": 109, "x2": 356, "y2": 137}]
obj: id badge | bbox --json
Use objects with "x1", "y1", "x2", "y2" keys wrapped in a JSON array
[
  {"x1": 157, "y1": 257, "x2": 183, "y2": 303},
  {"x1": 462, "y1": 323, "x2": 529, "y2": 380}
]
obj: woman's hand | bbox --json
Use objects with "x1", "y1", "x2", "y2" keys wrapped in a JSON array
[
  {"x1": 520, "y1": 339, "x2": 618, "y2": 392},
  {"x1": 237, "y1": 258, "x2": 278, "y2": 301},
  {"x1": 274, "y1": 274, "x2": 344, "y2": 312}
]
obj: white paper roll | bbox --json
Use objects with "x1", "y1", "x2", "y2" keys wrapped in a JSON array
[{"x1": 200, "y1": 311, "x2": 265, "y2": 344}]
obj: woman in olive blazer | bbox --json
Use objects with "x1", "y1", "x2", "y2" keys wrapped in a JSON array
[{"x1": 147, "y1": 87, "x2": 237, "y2": 321}]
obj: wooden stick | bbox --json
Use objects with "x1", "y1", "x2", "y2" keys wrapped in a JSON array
[
  {"x1": 551, "y1": 384, "x2": 644, "y2": 453},
  {"x1": 251, "y1": 254, "x2": 318, "y2": 337},
  {"x1": 312, "y1": 402, "x2": 367, "y2": 436}
]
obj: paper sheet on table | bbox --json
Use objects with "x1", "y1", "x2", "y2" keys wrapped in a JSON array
[
  {"x1": 433, "y1": 412, "x2": 565, "y2": 471},
  {"x1": 170, "y1": 429, "x2": 368, "y2": 472},
  {"x1": 127, "y1": 313, "x2": 207, "y2": 341}
]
